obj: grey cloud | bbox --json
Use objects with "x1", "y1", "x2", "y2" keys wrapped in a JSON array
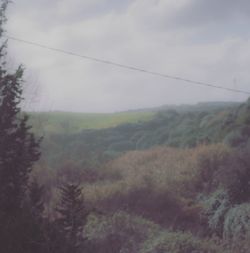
[
  {"x1": 5, "y1": 0, "x2": 250, "y2": 112},
  {"x1": 174, "y1": 0, "x2": 250, "y2": 27},
  {"x1": 8, "y1": 0, "x2": 133, "y2": 30},
  {"x1": 132, "y1": 0, "x2": 250, "y2": 42}
]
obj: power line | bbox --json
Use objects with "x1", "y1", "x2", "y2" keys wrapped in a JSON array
[{"x1": 5, "y1": 35, "x2": 250, "y2": 95}]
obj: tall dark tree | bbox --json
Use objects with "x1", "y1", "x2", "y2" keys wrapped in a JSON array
[{"x1": 0, "y1": 1, "x2": 42, "y2": 252}]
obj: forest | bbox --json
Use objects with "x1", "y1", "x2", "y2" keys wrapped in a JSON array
[
  {"x1": 1, "y1": 0, "x2": 250, "y2": 252},
  {"x1": 30, "y1": 98, "x2": 250, "y2": 253}
]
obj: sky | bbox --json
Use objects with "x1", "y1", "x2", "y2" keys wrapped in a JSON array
[{"x1": 5, "y1": 0, "x2": 250, "y2": 112}]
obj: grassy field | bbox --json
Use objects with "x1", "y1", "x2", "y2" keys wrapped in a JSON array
[{"x1": 28, "y1": 111, "x2": 155, "y2": 134}]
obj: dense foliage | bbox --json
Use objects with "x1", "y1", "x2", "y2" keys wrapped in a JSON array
[
  {"x1": 28, "y1": 98, "x2": 250, "y2": 253},
  {"x1": 39, "y1": 99, "x2": 250, "y2": 169}
]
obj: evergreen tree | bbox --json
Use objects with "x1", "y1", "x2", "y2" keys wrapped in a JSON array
[
  {"x1": 57, "y1": 182, "x2": 89, "y2": 253},
  {"x1": 0, "y1": 1, "x2": 43, "y2": 252},
  {"x1": 22, "y1": 179, "x2": 47, "y2": 253}
]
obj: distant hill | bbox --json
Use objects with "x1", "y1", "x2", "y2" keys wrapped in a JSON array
[
  {"x1": 37, "y1": 99, "x2": 250, "y2": 168},
  {"x1": 157, "y1": 101, "x2": 241, "y2": 112},
  {"x1": 29, "y1": 101, "x2": 241, "y2": 135},
  {"x1": 28, "y1": 111, "x2": 155, "y2": 135},
  {"x1": 126, "y1": 101, "x2": 241, "y2": 113}
]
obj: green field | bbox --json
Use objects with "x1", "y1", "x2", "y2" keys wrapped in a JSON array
[{"x1": 28, "y1": 111, "x2": 155, "y2": 134}]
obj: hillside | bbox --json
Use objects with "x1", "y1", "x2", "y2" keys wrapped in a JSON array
[
  {"x1": 31, "y1": 98, "x2": 250, "y2": 253},
  {"x1": 129, "y1": 101, "x2": 241, "y2": 113},
  {"x1": 28, "y1": 111, "x2": 155, "y2": 134},
  {"x1": 28, "y1": 101, "x2": 240, "y2": 135},
  {"x1": 38, "y1": 100, "x2": 249, "y2": 169}
]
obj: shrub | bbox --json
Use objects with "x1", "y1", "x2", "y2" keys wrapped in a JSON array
[
  {"x1": 140, "y1": 231, "x2": 224, "y2": 253},
  {"x1": 84, "y1": 212, "x2": 160, "y2": 253},
  {"x1": 223, "y1": 203, "x2": 250, "y2": 241},
  {"x1": 193, "y1": 144, "x2": 232, "y2": 193},
  {"x1": 214, "y1": 149, "x2": 250, "y2": 203},
  {"x1": 223, "y1": 130, "x2": 245, "y2": 147},
  {"x1": 202, "y1": 189, "x2": 231, "y2": 236},
  {"x1": 108, "y1": 141, "x2": 135, "y2": 152}
]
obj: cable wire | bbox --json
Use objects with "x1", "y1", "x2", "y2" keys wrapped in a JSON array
[{"x1": 5, "y1": 35, "x2": 250, "y2": 95}]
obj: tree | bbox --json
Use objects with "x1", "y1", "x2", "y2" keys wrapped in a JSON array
[
  {"x1": 56, "y1": 182, "x2": 89, "y2": 253},
  {"x1": 0, "y1": 1, "x2": 42, "y2": 252}
]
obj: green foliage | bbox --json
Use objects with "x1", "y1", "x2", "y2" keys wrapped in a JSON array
[
  {"x1": 140, "y1": 231, "x2": 223, "y2": 253},
  {"x1": 223, "y1": 204, "x2": 250, "y2": 241},
  {"x1": 27, "y1": 97, "x2": 250, "y2": 253},
  {"x1": 85, "y1": 212, "x2": 160, "y2": 253},
  {"x1": 202, "y1": 189, "x2": 231, "y2": 236},
  {"x1": 56, "y1": 182, "x2": 89, "y2": 253},
  {"x1": 108, "y1": 140, "x2": 135, "y2": 152},
  {"x1": 0, "y1": 66, "x2": 41, "y2": 213},
  {"x1": 29, "y1": 111, "x2": 155, "y2": 134},
  {"x1": 203, "y1": 148, "x2": 250, "y2": 204},
  {"x1": 38, "y1": 99, "x2": 250, "y2": 170},
  {"x1": 192, "y1": 144, "x2": 250, "y2": 203},
  {"x1": 84, "y1": 146, "x2": 216, "y2": 232},
  {"x1": 224, "y1": 129, "x2": 245, "y2": 147},
  {"x1": 186, "y1": 144, "x2": 231, "y2": 193}
]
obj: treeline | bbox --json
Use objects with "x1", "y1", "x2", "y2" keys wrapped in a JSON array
[{"x1": 40, "y1": 98, "x2": 250, "y2": 169}]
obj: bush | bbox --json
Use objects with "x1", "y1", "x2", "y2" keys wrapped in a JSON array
[
  {"x1": 84, "y1": 212, "x2": 160, "y2": 253},
  {"x1": 140, "y1": 231, "x2": 224, "y2": 253},
  {"x1": 194, "y1": 144, "x2": 232, "y2": 193},
  {"x1": 214, "y1": 149, "x2": 250, "y2": 203},
  {"x1": 223, "y1": 130, "x2": 245, "y2": 147},
  {"x1": 108, "y1": 141, "x2": 135, "y2": 152},
  {"x1": 202, "y1": 189, "x2": 231, "y2": 236},
  {"x1": 223, "y1": 204, "x2": 250, "y2": 241}
]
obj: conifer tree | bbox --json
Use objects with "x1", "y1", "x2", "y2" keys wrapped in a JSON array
[
  {"x1": 57, "y1": 182, "x2": 89, "y2": 253},
  {"x1": 0, "y1": 1, "x2": 40, "y2": 214},
  {"x1": 0, "y1": 1, "x2": 42, "y2": 252}
]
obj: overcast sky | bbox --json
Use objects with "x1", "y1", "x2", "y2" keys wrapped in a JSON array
[{"x1": 6, "y1": 0, "x2": 250, "y2": 112}]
